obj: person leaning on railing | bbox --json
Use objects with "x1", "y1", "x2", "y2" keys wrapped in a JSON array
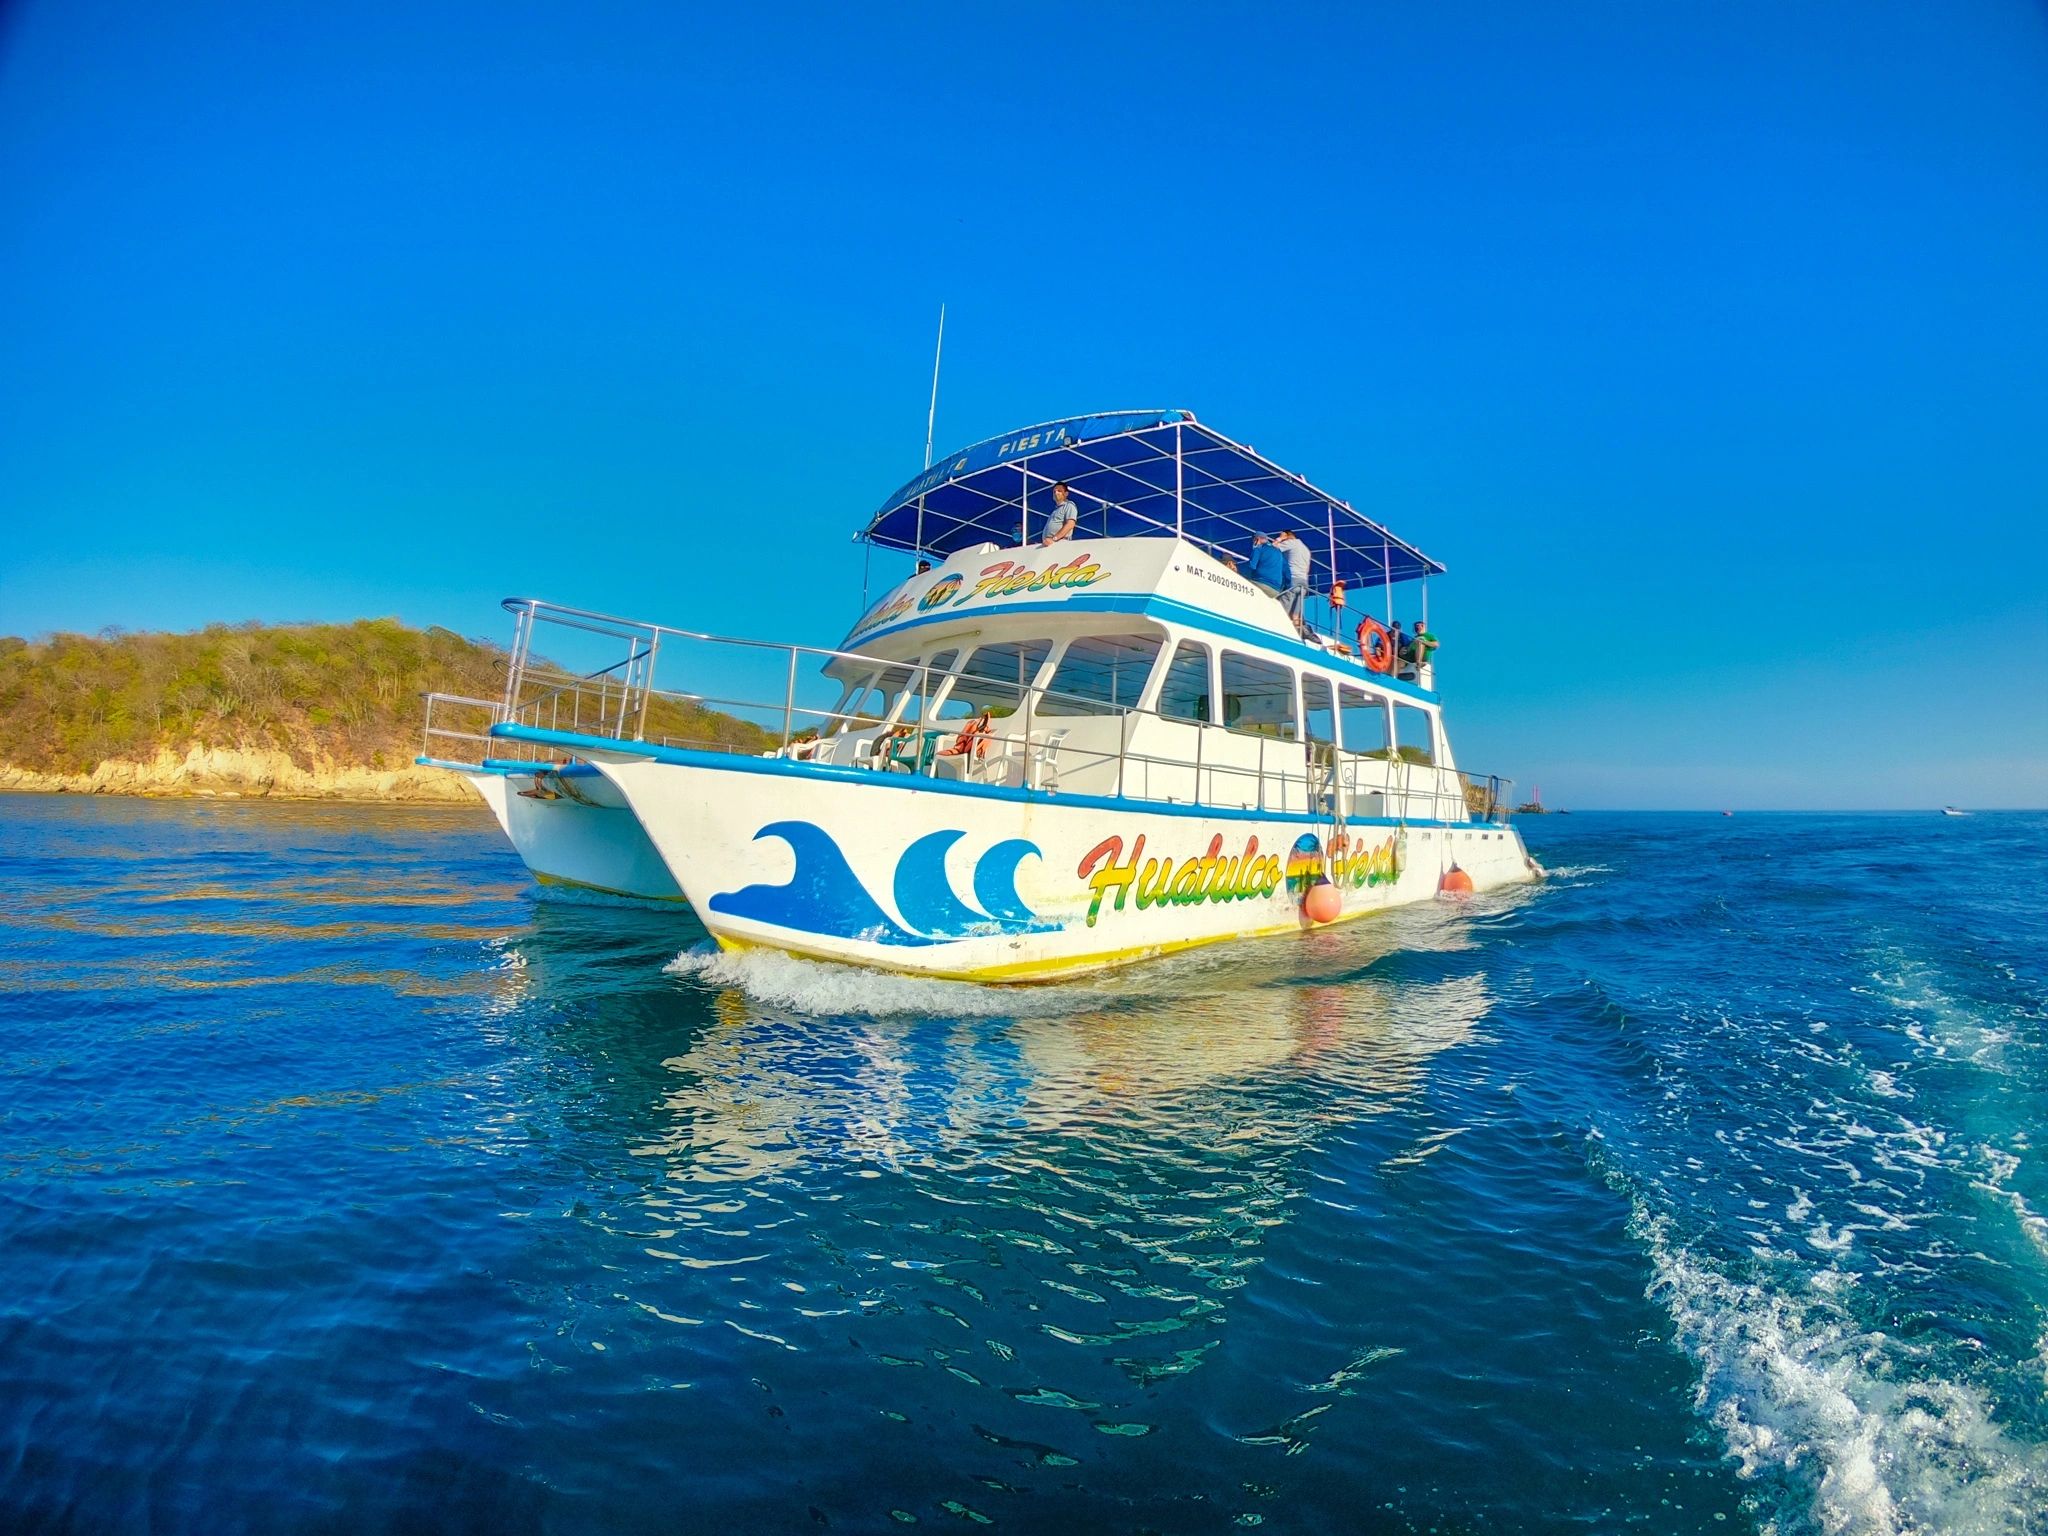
[
  {"x1": 1271, "y1": 530, "x2": 1312, "y2": 636},
  {"x1": 1041, "y1": 483, "x2": 1077, "y2": 545}
]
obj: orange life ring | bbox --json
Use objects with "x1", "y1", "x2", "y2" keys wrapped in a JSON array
[{"x1": 1356, "y1": 617, "x2": 1395, "y2": 674}]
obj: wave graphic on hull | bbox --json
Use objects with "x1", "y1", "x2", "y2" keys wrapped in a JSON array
[
  {"x1": 711, "y1": 820, "x2": 1049, "y2": 948},
  {"x1": 974, "y1": 839, "x2": 1056, "y2": 932}
]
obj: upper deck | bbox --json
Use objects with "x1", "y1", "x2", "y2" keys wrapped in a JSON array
[
  {"x1": 861, "y1": 409, "x2": 1442, "y2": 593},
  {"x1": 844, "y1": 533, "x2": 1440, "y2": 704}
]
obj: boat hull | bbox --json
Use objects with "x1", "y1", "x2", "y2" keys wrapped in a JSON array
[
  {"x1": 459, "y1": 767, "x2": 685, "y2": 902},
  {"x1": 593, "y1": 753, "x2": 1537, "y2": 981}
]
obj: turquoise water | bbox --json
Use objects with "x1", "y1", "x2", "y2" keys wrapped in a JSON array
[{"x1": 2, "y1": 795, "x2": 2043, "y2": 1534}]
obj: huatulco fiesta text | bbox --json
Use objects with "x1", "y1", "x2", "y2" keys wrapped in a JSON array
[
  {"x1": 853, "y1": 551, "x2": 1112, "y2": 635},
  {"x1": 1077, "y1": 829, "x2": 1403, "y2": 927}
]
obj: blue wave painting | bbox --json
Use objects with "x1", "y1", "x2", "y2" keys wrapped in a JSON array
[
  {"x1": 709, "y1": 821, "x2": 934, "y2": 947},
  {"x1": 711, "y1": 821, "x2": 1052, "y2": 947}
]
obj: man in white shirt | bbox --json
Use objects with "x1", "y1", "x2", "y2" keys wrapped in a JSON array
[
  {"x1": 1272, "y1": 530, "x2": 1311, "y2": 634},
  {"x1": 1041, "y1": 482, "x2": 1077, "y2": 545}
]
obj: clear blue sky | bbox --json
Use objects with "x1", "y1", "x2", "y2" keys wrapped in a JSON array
[{"x1": 2, "y1": 1, "x2": 2043, "y2": 809}]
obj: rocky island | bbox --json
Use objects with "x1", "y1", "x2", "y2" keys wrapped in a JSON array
[{"x1": 0, "y1": 618, "x2": 765, "y2": 804}]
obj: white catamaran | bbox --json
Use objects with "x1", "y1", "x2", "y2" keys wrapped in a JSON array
[{"x1": 423, "y1": 410, "x2": 1540, "y2": 979}]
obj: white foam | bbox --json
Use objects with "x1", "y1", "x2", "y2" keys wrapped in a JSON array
[
  {"x1": 1635, "y1": 1203, "x2": 2048, "y2": 1536},
  {"x1": 663, "y1": 943, "x2": 1107, "y2": 1018}
]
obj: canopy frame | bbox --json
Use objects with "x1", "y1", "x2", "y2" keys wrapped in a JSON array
[{"x1": 857, "y1": 409, "x2": 1443, "y2": 591}]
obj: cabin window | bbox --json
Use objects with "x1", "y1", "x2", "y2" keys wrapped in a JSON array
[
  {"x1": 1156, "y1": 641, "x2": 1213, "y2": 724},
  {"x1": 1302, "y1": 675, "x2": 1337, "y2": 746},
  {"x1": 1394, "y1": 703, "x2": 1436, "y2": 764},
  {"x1": 1338, "y1": 685, "x2": 1389, "y2": 757},
  {"x1": 905, "y1": 650, "x2": 958, "y2": 723},
  {"x1": 1039, "y1": 634, "x2": 1163, "y2": 716},
  {"x1": 946, "y1": 639, "x2": 1052, "y2": 718},
  {"x1": 831, "y1": 667, "x2": 906, "y2": 732},
  {"x1": 1219, "y1": 651, "x2": 1297, "y2": 739}
]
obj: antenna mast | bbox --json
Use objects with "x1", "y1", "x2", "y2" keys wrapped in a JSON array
[{"x1": 923, "y1": 303, "x2": 945, "y2": 469}]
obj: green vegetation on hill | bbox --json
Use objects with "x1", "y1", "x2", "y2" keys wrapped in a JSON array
[{"x1": 0, "y1": 619, "x2": 772, "y2": 776}]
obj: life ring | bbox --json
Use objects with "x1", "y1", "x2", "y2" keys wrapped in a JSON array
[{"x1": 1356, "y1": 617, "x2": 1395, "y2": 674}]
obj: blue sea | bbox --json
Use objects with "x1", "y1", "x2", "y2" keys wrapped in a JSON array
[{"x1": 2, "y1": 795, "x2": 2044, "y2": 1535}]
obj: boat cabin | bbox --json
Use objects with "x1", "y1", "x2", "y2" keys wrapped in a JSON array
[{"x1": 794, "y1": 411, "x2": 1488, "y2": 826}]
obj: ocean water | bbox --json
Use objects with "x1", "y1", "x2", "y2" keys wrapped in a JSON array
[{"x1": 1, "y1": 796, "x2": 2043, "y2": 1536}]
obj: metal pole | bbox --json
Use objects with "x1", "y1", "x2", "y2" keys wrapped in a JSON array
[
  {"x1": 782, "y1": 648, "x2": 798, "y2": 751},
  {"x1": 1174, "y1": 422, "x2": 1184, "y2": 539},
  {"x1": 635, "y1": 635, "x2": 659, "y2": 741},
  {"x1": 1382, "y1": 536, "x2": 1393, "y2": 626},
  {"x1": 923, "y1": 303, "x2": 945, "y2": 470},
  {"x1": 1325, "y1": 502, "x2": 1338, "y2": 640},
  {"x1": 1019, "y1": 464, "x2": 1028, "y2": 547}
]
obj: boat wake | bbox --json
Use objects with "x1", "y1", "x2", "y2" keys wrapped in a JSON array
[
  {"x1": 663, "y1": 942, "x2": 1103, "y2": 1018},
  {"x1": 1631, "y1": 1199, "x2": 2047, "y2": 1536}
]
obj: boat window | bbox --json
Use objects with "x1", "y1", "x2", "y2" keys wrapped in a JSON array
[
  {"x1": 1219, "y1": 651, "x2": 1297, "y2": 739},
  {"x1": 944, "y1": 639, "x2": 1053, "y2": 719},
  {"x1": 1302, "y1": 675, "x2": 1337, "y2": 746},
  {"x1": 1394, "y1": 703, "x2": 1435, "y2": 764},
  {"x1": 828, "y1": 668, "x2": 893, "y2": 734},
  {"x1": 1039, "y1": 634, "x2": 1163, "y2": 716},
  {"x1": 1338, "y1": 685, "x2": 1389, "y2": 757},
  {"x1": 1156, "y1": 641, "x2": 1212, "y2": 724},
  {"x1": 866, "y1": 663, "x2": 922, "y2": 725},
  {"x1": 906, "y1": 650, "x2": 958, "y2": 723},
  {"x1": 820, "y1": 678, "x2": 866, "y2": 736}
]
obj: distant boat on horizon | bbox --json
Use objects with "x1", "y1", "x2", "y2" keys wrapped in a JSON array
[{"x1": 1942, "y1": 806, "x2": 1970, "y2": 817}]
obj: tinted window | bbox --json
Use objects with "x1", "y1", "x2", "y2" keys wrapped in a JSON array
[
  {"x1": 1219, "y1": 651, "x2": 1297, "y2": 738},
  {"x1": 947, "y1": 640, "x2": 1052, "y2": 718},
  {"x1": 1339, "y1": 686, "x2": 1389, "y2": 756},
  {"x1": 1394, "y1": 703, "x2": 1435, "y2": 764},
  {"x1": 1302, "y1": 674, "x2": 1337, "y2": 745},
  {"x1": 904, "y1": 650, "x2": 957, "y2": 723},
  {"x1": 1156, "y1": 642, "x2": 1212, "y2": 724},
  {"x1": 1040, "y1": 634, "x2": 1164, "y2": 716}
]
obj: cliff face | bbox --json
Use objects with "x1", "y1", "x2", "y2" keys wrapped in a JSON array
[
  {"x1": 0, "y1": 743, "x2": 475, "y2": 803},
  {"x1": 0, "y1": 617, "x2": 773, "y2": 805}
]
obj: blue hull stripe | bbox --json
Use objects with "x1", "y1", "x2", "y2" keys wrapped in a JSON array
[{"x1": 487, "y1": 723, "x2": 1479, "y2": 832}]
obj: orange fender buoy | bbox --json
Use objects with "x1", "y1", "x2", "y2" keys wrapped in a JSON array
[
  {"x1": 1438, "y1": 864, "x2": 1475, "y2": 896},
  {"x1": 1355, "y1": 617, "x2": 1396, "y2": 675},
  {"x1": 1304, "y1": 882, "x2": 1342, "y2": 924}
]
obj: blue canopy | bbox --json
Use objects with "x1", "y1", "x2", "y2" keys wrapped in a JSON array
[{"x1": 860, "y1": 410, "x2": 1444, "y2": 588}]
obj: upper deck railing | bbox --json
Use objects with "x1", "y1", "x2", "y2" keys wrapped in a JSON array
[{"x1": 422, "y1": 598, "x2": 1512, "y2": 826}]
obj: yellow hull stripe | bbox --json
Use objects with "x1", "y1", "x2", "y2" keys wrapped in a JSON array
[{"x1": 709, "y1": 896, "x2": 1403, "y2": 985}]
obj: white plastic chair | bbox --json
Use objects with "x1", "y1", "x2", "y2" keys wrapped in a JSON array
[{"x1": 1025, "y1": 729, "x2": 1070, "y2": 792}]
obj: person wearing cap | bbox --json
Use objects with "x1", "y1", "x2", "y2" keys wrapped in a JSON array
[
  {"x1": 1041, "y1": 482, "x2": 1077, "y2": 545},
  {"x1": 1271, "y1": 529, "x2": 1311, "y2": 634},
  {"x1": 1245, "y1": 534, "x2": 1286, "y2": 595}
]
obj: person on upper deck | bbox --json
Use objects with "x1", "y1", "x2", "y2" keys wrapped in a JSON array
[
  {"x1": 1041, "y1": 482, "x2": 1077, "y2": 545},
  {"x1": 1272, "y1": 530, "x2": 1311, "y2": 634},
  {"x1": 1245, "y1": 534, "x2": 1286, "y2": 595},
  {"x1": 1409, "y1": 621, "x2": 1439, "y2": 677}
]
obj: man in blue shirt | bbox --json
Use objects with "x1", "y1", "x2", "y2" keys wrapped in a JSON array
[{"x1": 1245, "y1": 534, "x2": 1286, "y2": 595}]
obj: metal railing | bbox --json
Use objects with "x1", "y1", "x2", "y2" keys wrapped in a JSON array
[{"x1": 421, "y1": 597, "x2": 1512, "y2": 826}]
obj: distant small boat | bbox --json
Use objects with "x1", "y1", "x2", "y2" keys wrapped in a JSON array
[
  {"x1": 1722, "y1": 810, "x2": 1733, "y2": 817},
  {"x1": 1942, "y1": 806, "x2": 1970, "y2": 817}
]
